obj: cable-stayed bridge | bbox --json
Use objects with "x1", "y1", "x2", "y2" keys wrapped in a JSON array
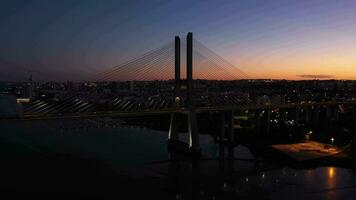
[
  {"x1": 18, "y1": 33, "x2": 250, "y2": 119},
  {"x1": 2, "y1": 32, "x2": 356, "y2": 154}
]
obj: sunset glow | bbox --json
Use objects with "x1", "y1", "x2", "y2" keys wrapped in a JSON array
[{"x1": 1, "y1": 0, "x2": 356, "y2": 80}]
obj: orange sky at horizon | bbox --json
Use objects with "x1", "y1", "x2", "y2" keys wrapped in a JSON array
[{"x1": 224, "y1": 36, "x2": 356, "y2": 80}]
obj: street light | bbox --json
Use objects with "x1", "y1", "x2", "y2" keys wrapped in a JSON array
[
  {"x1": 305, "y1": 131, "x2": 312, "y2": 140},
  {"x1": 331, "y1": 138, "x2": 335, "y2": 145}
]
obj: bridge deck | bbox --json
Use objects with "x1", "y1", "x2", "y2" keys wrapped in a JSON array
[{"x1": 1, "y1": 101, "x2": 355, "y2": 121}]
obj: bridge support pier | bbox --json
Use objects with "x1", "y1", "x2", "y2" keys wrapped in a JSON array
[
  {"x1": 227, "y1": 111, "x2": 234, "y2": 144},
  {"x1": 219, "y1": 112, "x2": 226, "y2": 159},
  {"x1": 313, "y1": 106, "x2": 320, "y2": 122},
  {"x1": 167, "y1": 33, "x2": 201, "y2": 157},
  {"x1": 168, "y1": 113, "x2": 180, "y2": 141},
  {"x1": 188, "y1": 110, "x2": 200, "y2": 151},
  {"x1": 227, "y1": 111, "x2": 235, "y2": 159},
  {"x1": 295, "y1": 106, "x2": 300, "y2": 125},
  {"x1": 168, "y1": 111, "x2": 201, "y2": 156},
  {"x1": 306, "y1": 108, "x2": 312, "y2": 124},
  {"x1": 218, "y1": 111, "x2": 235, "y2": 159},
  {"x1": 168, "y1": 35, "x2": 181, "y2": 143}
]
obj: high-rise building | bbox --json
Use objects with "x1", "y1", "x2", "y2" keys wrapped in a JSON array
[{"x1": 25, "y1": 74, "x2": 34, "y2": 99}]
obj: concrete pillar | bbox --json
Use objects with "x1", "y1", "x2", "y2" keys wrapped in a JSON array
[
  {"x1": 219, "y1": 112, "x2": 226, "y2": 159},
  {"x1": 168, "y1": 33, "x2": 201, "y2": 157},
  {"x1": 227, "y1": 111, "x2": 234, "y2": 143},
  {"x1": 174, "y1": 36, "x2": 180, "y2": 103},
  {"x1": 295, "y1": 106, "x2": 300, "y2": 125},
  {"x1": 188, "y1": 110, "x2": 200, "y2": 152},
  {"x1": 186, "y1": 32, "x2": 193, "y2": 109},
  {"x1": 227, "y1": 111, "x2": 234, "y2": 159},
  {"x1": 313, "y1": 106, "x2": 320, "y2": 121},
  {"x1": 220, "y1": 112, "x2": 226, "y2": 140},
  {"x1": 168, "y1": 37, "x2": 181, "y2": 142},
  {"x1": 186, "y1": 32, "x2": 200, "y2": 153},
  {"x1": 168, "y1": 113, "x2": 179, "y2": 141}
]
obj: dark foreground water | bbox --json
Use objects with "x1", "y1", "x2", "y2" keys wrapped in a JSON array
[{"x1": 1, "y1": 94, "x2": 356, "y2": 199}]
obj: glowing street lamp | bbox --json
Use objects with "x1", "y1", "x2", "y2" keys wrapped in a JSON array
[
  {"x1": 305, "y1": 131, "x2": 312, "y2": 140},
  {"x1": 331, "y1": 138, "x2": 335, "y2": 145}
]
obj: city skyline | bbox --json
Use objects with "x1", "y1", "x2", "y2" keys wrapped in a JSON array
[
  {"x1": 2, "y1": 2, "x2": 356, "y2": 198},
  {"x1": 1, "y1": 0, "x2": 356, "y2": 80}
]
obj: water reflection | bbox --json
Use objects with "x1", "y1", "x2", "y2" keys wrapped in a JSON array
[
  {"x1": 1, "y1": 108, "x2": 356, "y2": 199},
  {"x1": 329, "y1": 167, "x2": 335, "y2": 179},
  {"x1": 166, "y1": 145, "x2": 356, "y2": 200}
]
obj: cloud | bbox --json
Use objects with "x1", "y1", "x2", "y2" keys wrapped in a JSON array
[{"x1": 298, "y1": 74, "x2": 334, "y2": 79}]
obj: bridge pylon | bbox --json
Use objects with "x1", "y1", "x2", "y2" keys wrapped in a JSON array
[{"x1": 168, "y1": 32, "x2": 201, "y2": 156}]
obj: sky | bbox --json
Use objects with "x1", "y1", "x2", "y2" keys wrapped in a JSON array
[{"x1": 1, "y1": 0, "x2": 356, "y2": 81}]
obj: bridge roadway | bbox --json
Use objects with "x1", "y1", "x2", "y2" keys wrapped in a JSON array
[{"x1": 2, "y1": 100, "x2": 355, "y2": 121}]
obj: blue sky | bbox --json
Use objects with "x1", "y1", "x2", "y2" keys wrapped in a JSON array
[{"x1": 1, "y1": 0, "x2": 356, "y2": 80}]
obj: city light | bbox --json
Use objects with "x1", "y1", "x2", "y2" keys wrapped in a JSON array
[
  {"x1": 1, "y1": 1, "x2": 356, "y2": 198},
  {"x1": 328, "y1": 167, "x2": 335, "y2": 178},
  {"x1": 16, "y1": 98, "x2": 31, "y2": 103},
  {"x1": 305, "y1": 131, "x2": 312, "y2": 140}
]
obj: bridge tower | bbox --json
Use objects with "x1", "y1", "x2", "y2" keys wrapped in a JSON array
[
  {"x1": 168, "y1": 32, "x2": 201, "y2": 156},
  {"x1": 25, "y1": 72, "x2": 34, "y2": 100}
]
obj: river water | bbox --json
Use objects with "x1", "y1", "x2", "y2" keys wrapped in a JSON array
[{"x1": 1, "y1": 94, "x2": 356, "y2": 199}]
